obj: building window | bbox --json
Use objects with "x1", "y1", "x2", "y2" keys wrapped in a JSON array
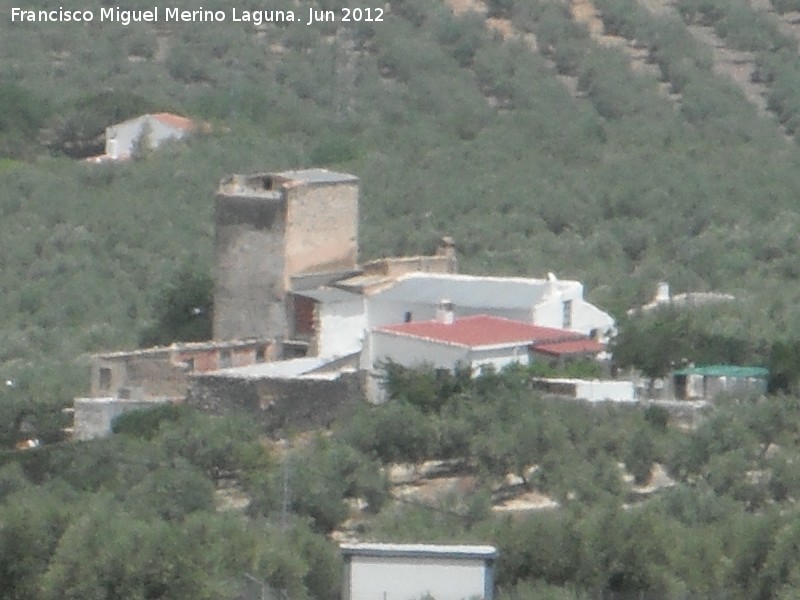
[
  {"x1": 562, "y1": 300, "x2": 573, "y2": 329},
  {"x1": 256, "y1": 346, "x2": 266, "y2": 362},
  {"x1": 220, "y1": 350, "x2": 231, "y2": 369},
  {"x1": 99, "y1": 368, "x2": 111, "y2": 391}
]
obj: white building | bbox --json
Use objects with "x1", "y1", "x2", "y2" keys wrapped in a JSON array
[
  {"x1": 86, "y1": 113, "x2": 199, "y2": 162},
  {"x1": 370, "y1": 313, "x2": 595, "y2": 373},
  {"x1": 353, "y1": 272, "x2": 615, "y2": 340},
  {"x1": 364, "y1": 310, "x2": 605, "y2": 401},
  {"x1": 530, "y1": 378, "x2": 636, "y2": 402},
  {"x1": 340, "y1": 543, "x2": 497, "y2": 600},
  {"x1": 291, "y1": 287, "x2": 366, "y2": 358}
]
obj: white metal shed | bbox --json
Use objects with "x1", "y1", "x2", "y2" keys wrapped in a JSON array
[{"x1": 340, "y1": 543, "x2": 497, "y2": 600}]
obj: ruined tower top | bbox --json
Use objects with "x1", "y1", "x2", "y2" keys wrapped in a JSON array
[{"x1": 213, "y1": 168, "x2": 359, "y2": 341}]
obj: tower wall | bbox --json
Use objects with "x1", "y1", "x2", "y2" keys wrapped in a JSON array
[
  {"x1": 285, "y1": 178, "x2": 359, "y2": 277},
  {"x1": 212, "y1": 169, "x2": 359, "y2": 342},
  {"x1": 213, "y1": 174, "x2": 287, "y2": 340}
]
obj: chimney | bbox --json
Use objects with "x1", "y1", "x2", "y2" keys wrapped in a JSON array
[
  {"x1": 436, "y1": 300, "x2": 455, "y2": 325},
  {"x1": 656, "y1": 281, "x2": 670, "y2": 304}
]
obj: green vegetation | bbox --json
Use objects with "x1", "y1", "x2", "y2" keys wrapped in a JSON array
[
  {"x1": 0, "y1": 409, "x2": 346, "y2": 600},
  {"x1": 8, "y1": 365, "x2": 800, "y2": 598},
  {"x1": 351, "y1": 366, "x2": 800, "y2": 599},
  {"x1": 6, "y1": 0, "x2": 800, "y2": 597}
]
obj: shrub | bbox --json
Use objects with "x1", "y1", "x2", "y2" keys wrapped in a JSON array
[
  {"x1": 111, "y1": 403, "x2": 187, "y2": 439},
  {"x1": 344, "y1": 400, "x2": 436, "y2": 463}
]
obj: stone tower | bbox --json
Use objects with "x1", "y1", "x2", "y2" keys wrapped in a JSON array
[{"x1": 213, "y1": 169, "x2": 359, "y2": 341}]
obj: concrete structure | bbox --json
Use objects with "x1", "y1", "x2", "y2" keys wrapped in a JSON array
[
  {"x1": 531, "y1": 378, "x2": 636, "y2": 402},
  {"x1": 213, "y1": 169, "x2": 359, "y2": 341},
  {"x1": 672, "y1": 365, "x2": 768, "y2": 400},
  {"x1": 358, "y1": 272, "x2": 615, "y2": 340},
  {"x1": 629, "y1": 281, "x2": 736, "y2": 315},
  {"x1": 73, "y1": 397, "x2": 172, "y2": 440},
  {"x1": 340, "y1": 543, "x2": 497, "y2": 600}
]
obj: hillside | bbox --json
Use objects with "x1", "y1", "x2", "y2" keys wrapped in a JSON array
[
  {"x1": 2, "y1": 0, "x2": 800, "y2": 415},
  {"x1": 6, "y1": 2, "x2": 800, "y2": 597}
]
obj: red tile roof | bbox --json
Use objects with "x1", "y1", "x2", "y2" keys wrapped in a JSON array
[
  {"x1": 377, "y1": 315, "x2": 581, "y2": 348},
  {"x1": 533, "y1": 339, "x2": 606, "y2": 356},
  {"x1": 151, "y1": 112, "x2": 196, "y2": 131}
]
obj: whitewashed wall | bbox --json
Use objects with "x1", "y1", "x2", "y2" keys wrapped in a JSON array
[
  {"x1": 469, "y1": 345, "x2": 530, "y2": 374},
  {"x1": 371, "y1": 331, "x2": 468, "y2": 370},
  {"x1": 366, "y1": 298, "x2": 530, "y2": 330},
  {"x1": 346, "y1": 555, "x2": 490, "y2": 600},
  {"x1": 106, "y1": 115, "x2": 191, "y2": 157},
  {"x1": 532, "y1": 297, "x2": 615, "y2": 337},
  {"x1": 317, "y1": 297, "x2": 366, "y2": 357},
  {"x1": 574, "y1": 379, "x2": 635, "y2": 402}
]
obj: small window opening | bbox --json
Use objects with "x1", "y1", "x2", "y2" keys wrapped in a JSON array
[
  {"x1": 99, "y1": 368, "x2": 112, "y2": 391},
  {"x1": 256, "y1": 346, "x2": 266, "y2": 362},
  {"x1": 562, "y1": 300, "x2": 573, "y2": 329}
]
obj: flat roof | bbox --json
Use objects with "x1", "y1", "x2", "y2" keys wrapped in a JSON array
[
  {"x1": 340, "y1": 543, "x2": 497, "y2": 560},
  {"x1": 672, "y1": 365, "x2": 768, "y2": 379},
  {"x1": 368, "y1": 272, "x2": 581, "y2": 309},
  {"x1": 199, "y1": 357, "x2": 329, "y2": 379},
  {"x1": 294, "y1": 287, "x2": 362, "y2": 304},
  {"x1": 276, "y1": 169, "x2": 358, "y2": 185},
  {"x1": 94, "y1": 338, "x2": 270, "y2": 360}
]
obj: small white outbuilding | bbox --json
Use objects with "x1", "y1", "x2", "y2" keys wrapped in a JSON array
[{"x1": 340, "y1": 543, "x2": 497, "y2": 600}]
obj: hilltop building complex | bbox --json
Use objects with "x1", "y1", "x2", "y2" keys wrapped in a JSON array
[{"x1": 74, "y1": 169, "x2": 616, "y2": 438}]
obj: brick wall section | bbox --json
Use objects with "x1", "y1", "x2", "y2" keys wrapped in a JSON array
[
  {"x1": 284, "y1": 181, "x2": 359, "y2": 278},
  {"x1": 187, "y1": 372, "x2": 362, "y2": 435}
]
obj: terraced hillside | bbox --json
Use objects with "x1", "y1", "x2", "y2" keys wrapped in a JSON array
[{"x1": 3, "y1": 0, "x2": 800, "y2": 414}]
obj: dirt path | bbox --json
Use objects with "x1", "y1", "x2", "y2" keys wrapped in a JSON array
[
  {"x1": 636, "y1": 0, "x2": 791, "y2": 139},
  {"x1": 750, "y1": 0, "x2": 800, "y2": 42},
  {"x1": 442, "y1": 0, "x2": 582, "y2": 98},
  {"x1": 570, "y1": 0, "x2": 680, "y2": 103}
]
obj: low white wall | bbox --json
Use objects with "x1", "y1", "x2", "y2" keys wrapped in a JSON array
[
  {"x1": 575, "y1": 379, "x2": 635, "y2": 402},
  {"x1": 469, "y1": 345, "x2": 530, "y2": 374},
  {"x1": 533, "y1": 378, "x2": 636, "y2": 403}
]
